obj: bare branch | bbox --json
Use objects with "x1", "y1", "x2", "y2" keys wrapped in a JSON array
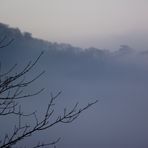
[
  {"x1": 32, "y1": 138, "x2": 61, "y2": 148},
  {"x1": 0, "y1": 37, "x2": 98, "y2": 148},
  {"x1": 0, "y1": 91, "x2": 97, "y2": 148}
]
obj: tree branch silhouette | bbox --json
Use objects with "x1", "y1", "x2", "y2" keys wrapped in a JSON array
[{"x1": 0, "y1": 37, "x2": 98, "y2": 148}]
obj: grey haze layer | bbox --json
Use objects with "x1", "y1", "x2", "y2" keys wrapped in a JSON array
[{"x1": 0, "y1": 23, "x2": 148, "y2": 148}]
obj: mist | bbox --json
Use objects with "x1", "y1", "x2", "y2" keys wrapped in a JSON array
[{"x1": 0, "y1": 23, "x2": 148, "y2": 148}]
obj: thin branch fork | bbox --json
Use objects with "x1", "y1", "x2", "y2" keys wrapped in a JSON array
[
  {"x1": 0, "y1": 91, "x2": 97, "y2": 148},
  {"x1": 0, "y1": 42, "x2": 98, "y2": 148}
]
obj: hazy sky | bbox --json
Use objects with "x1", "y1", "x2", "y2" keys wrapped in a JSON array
[{"x1": 0, "y1": 0, "x2": 148, "y2": 50}]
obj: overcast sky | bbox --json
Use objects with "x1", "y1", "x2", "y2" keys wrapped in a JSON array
[{"x1": 0, "y1": 0, "x2": 148, "y2": 50}]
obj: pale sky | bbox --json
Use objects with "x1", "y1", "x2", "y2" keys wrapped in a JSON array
[{"x1": 0, "y1": 0, "x2": 148, "y2": 50}]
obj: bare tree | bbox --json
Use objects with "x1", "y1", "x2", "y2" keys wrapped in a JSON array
[{"x1": 0, "y1": 37, "x2": 98, "y2": 148}]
